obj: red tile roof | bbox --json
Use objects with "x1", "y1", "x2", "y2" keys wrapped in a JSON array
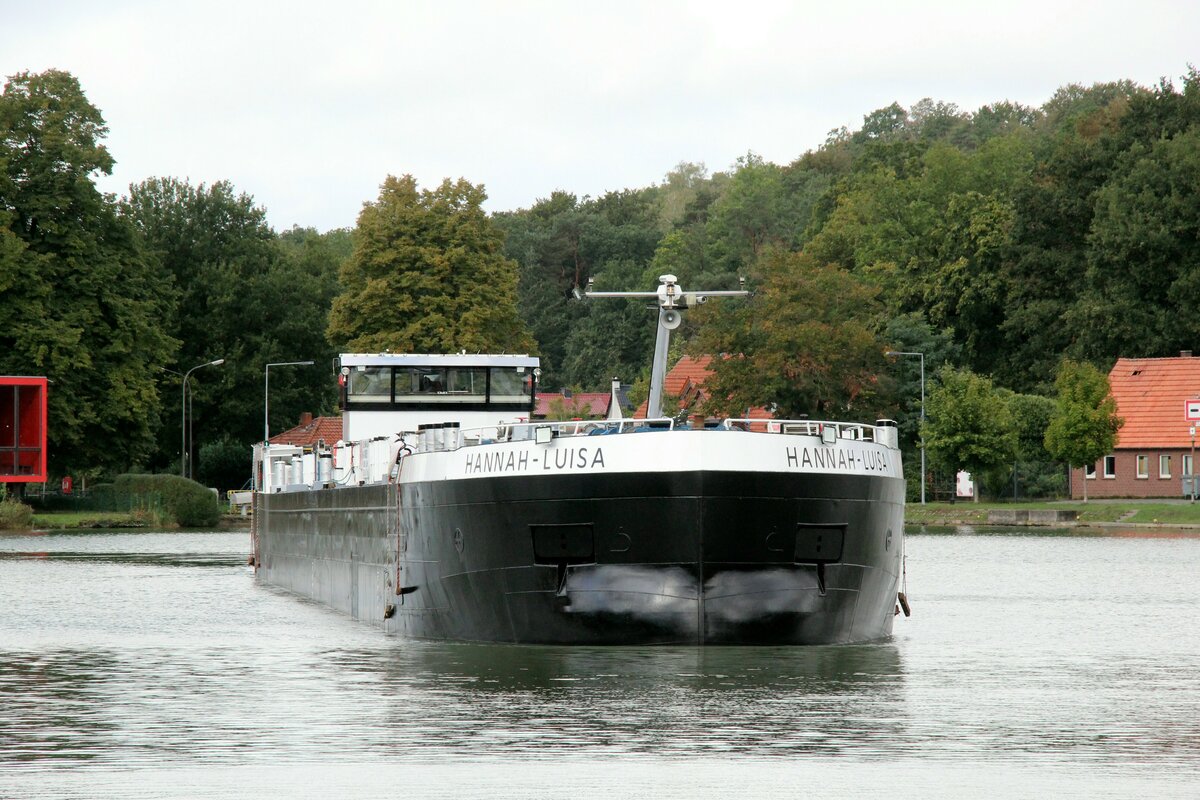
[
  {"x1": 1110, "y1": 357, "x2": 1200, "y2": 449},
  {"x1": 534, "y1": 392, "x2": 611, "y2": 419},
  {"x1": 663, "y1": 355, "x2": 713, "y2": 396},
  {"x1": 269, "y1": 415, "x2": 343, "y2": 447},
  {"x1": 633, "y1": 355, "x2": 773, "y2": 421}
]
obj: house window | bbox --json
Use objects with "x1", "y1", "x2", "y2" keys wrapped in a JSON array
[
  {"x1": 1085, "y1": 463, "x2": 1096, "y2": 479},
  {"x1": 1136, "y1": 455, "x2": 1148, "y2": 479},
  {"x1": 1103, "y1": 456, "x2": 1116, "y2": 478},
  {"x1": 1185, "y1": 455, "x2": 1194, "y2": 478},
  {"x1": 1160, "y1": 455, "x2": 1171, "y2": 479}
]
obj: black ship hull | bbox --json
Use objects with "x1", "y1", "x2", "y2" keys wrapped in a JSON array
[{"x1": 255, "y1": 469, "x2": 904, "y2": 645}]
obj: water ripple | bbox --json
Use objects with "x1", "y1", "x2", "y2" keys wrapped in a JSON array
[{"x1": 0, "y1": 529, "x2": 1197, "y2": 798}]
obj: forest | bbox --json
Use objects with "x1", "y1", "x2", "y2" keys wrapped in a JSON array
[{"x1": 1, "y1": 67, "x2": 1197, "y2": 496}]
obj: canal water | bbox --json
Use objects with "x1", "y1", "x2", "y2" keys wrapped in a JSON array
[{"x1": 1, "y1": 526, "x2": 1198, "y2": 798}]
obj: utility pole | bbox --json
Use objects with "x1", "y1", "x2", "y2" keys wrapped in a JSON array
[{"x1": 181, "y1": 359, "x2": 225, "y2": 478}]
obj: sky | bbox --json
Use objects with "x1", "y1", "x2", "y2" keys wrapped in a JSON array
[{"x1": 3, "y1": 0, "x2": 1198, "y2": 232}]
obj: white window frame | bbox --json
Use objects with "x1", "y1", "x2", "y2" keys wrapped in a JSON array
[
  {"x1": 1160, "y1": 454, "x2": 1171, "y2": 479},
  {"x1": 1085, "y1": 463, "x2": 1096, "y2": 479},
  {"x1": 1103, "y1": 455, "x2": 1116, "y2": 479},
  {"x1": 1185, "y1": 455, "x2": 1194, "y2": 478},
  {"x1": 1136, "y1": 455, "x2": 1149, "y2": 479}
]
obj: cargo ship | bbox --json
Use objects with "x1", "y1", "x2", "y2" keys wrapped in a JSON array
[{"x1": 251, "y1": 276, "x2": 906, "y2": 644}]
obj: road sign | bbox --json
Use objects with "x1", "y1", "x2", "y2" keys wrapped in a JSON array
[{"x1": 1186, "y1": 399, "x2": 1200, "y2": 421}]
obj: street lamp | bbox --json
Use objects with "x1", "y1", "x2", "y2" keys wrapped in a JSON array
[
  {"x1": 264, "y1": 361, "x2": 315, "y2": 444},
  {"x1": 181, "y1": 359, "x2": 225, "y2": 478},
  {"x1": 886, "y1": 350, "x2": 925, "y2": 505}
]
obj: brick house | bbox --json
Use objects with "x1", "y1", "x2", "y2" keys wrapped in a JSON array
[{"x1": 1070, "y1": 355, "x2": 1200, "y2": 498}]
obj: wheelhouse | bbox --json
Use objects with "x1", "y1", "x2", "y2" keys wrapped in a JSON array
[
  {"x1": 337, "y1": 354, "x2": 540, "y2": 444},
  {"x1": 339, "y1": 354, "x2": 538, "y2": 413}
]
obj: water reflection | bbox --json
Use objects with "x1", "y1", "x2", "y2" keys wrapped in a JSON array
[
  {"x1": 0, "y1": 550, "x2": 243, "y2": 568},
  {"x1": 0, "y1": 650, "x2": 119, "y2": 763},
  {"x1": 1, "y1": 528, "x2": 1199, "y2": 798},
  {"x1": 317, "y1": 641, "x2": 908, "y2": 758}
]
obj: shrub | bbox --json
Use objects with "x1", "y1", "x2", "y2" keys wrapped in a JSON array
[
  {"x1": 0, "y1": 498, "x2": 34, "y2": 530},
  {"x1": 114, "y1": 474, "x2": 221, "y2": 528},
  {"x1": 198, "y1": 436, "x2": 254, "y2": 491}
]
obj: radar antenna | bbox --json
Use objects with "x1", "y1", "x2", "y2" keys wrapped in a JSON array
[{"x1": 584, "y1": 274, "x2": 748, "y2": 418}]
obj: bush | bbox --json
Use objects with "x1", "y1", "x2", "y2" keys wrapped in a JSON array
[
  {"x1": 114, "y1": 474, "x2": 221, "y2": 528},
  {"x1": 0, "y1": 498, "x2": 33, "y2": 530},
  {"x1": 198, "y1": 436, "x2": 254, "y2": 491}
]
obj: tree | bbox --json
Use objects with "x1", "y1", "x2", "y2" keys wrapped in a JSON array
[
  {"x1": 1044, "y1": 360, "x2": 1123, "y2": 502},
  {"x1": 1074, "y1": 129, "x2": 1200, "y2": 361},
  {"x1": 881, "y1": 312, "x2": 960, "y2": 496},
  {"x1": 692, "y1": 249, "x2": 887, "y2": 418},
  {"x1": 329, "y1": 175, "x2": 534, "y2": 354},
  {"x1": 0, "y1": 70, "x2": 175, "y2": 475},
  {"x1": 703, "y1": 153, "x2": 803, "y2": 284},
  {"x1": 922, "y1": 367, "x2": 1017, "y2": 502},
  {"x1": 543, "y1": 392, "x2": 602, "y2": 421},
  {"x1": 496, "y1": 187, "x2": 664, "y2": 389},
  {"x1": 1005, "y1": 392, "x2": 1062, "y2": 497},
  {"x1": 123, "y1": 179, "x2": 338, "y2": 465}
]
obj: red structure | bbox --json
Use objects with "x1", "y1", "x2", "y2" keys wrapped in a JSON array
[{"x1": 0, "y1": 376, "x2": 48, "y2": 483}]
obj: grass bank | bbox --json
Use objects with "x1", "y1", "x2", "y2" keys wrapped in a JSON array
[
  {"x1": 905, "y1": 500, "x2": 1200, "y2": 527},
  {"x1": 30, "y1": 511, "x2": 155, "y2": 529}
]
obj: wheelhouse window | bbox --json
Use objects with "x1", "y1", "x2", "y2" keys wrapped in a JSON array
[
  {"x1": 1160, "y1": 455, "x2": 1171, "y2": 478},
  {"x1": 1103, "y1": 455, "x2": 1116, "y2": 478},
  {"x1": 342, "y1": 361, "x2": 535, "y2": 410},
  {"x1": 394, "y1": 367, "x2": 487, "y2": 403},
  {"x1": 1136, "y1": 455, "x2": 1149, "y2": 479},
  {"x1": 347, "y1": 367, "x2": 392, "y2": 403},
  {"x1": 489, "y1": 367, "x2": 531, "y2": 404}
]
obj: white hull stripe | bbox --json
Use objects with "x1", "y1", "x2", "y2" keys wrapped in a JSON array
[{"x1": 399, "y1": 430, "x2": 902, "y2": 483}]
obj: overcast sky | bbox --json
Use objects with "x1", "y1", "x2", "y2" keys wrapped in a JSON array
[{"x1": 3, "y1": 0, "x2": 1198, "y2": 232}]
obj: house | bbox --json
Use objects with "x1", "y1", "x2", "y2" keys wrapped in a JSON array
[
  {"x1": 1071, "y1": 354, "x2": 1200, "y2": 498},
  {"x1": 632, "y1": 355, "x2": 774, "y2": 426},
  {"x1": 269, "y1": 412, "x2": 343, "y2": 448},
  {"x1": 535, "y1": 386, "x2": 624, "y2": 419}
]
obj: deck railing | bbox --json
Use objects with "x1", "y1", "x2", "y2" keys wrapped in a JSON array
[{"x1": 256, "y1": 416, "x2": 899, "y2": 493}]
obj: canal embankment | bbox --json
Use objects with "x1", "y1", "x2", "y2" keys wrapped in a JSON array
[{"x1": 906, "y1": 500, "x2": 1200, "y2": 529}]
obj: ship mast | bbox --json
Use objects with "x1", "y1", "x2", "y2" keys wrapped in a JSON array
[{"x1": 585, "y1": 274, "x2": 747, "y2": 418}]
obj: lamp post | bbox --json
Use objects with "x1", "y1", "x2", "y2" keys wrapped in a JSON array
[
  {"x1": 886, "y1": 350, "x2": 925, "y2": 505},
  {"x1": 181, "y1": 359, "x2": 225, "y2": 478},
  {"x1": 264, "y1": 361, "x2": 315, "y2": 444}
]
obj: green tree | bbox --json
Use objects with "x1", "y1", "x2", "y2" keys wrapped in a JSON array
[
  {"x1": 123, "y1": 178, "x2": 337, "y2": 465},
  {"x1": 496, "y1": 187, "x2": 663, "y2": 389},
  {"x1": 1074, "y1": 129, "x2": 1200, "y2": 360},
  {"x1": 703, "y1": 153, "x2": 804, "y2": 285},
  {"x1": 1044, "y1": 360, "x2": 1122, "y2": 502},
  {"x1": 692, "y1": 249, "x2": 886, "y2": 418},
  {"x1": 0, "y1": 70, "x2": 175, "y2": 475},
  {"x1": 329, "y1": 175, "x2": 534, "y2": 354},
  {"x1": 1001, "y1": 391, "x2": 1063, "y2": 498},
  {"x1": 881, "y1": 312, "x2": 960, "y2": 497},
  {"x1": 543, "y1": 392, "x2": 602, "y2": 421},
  {"x1": 197, "y1": 435, "x2": 252, "y2": 490},
  {"x1": 922, "y1": 366, "x2": 1017, "y2": 502}
]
